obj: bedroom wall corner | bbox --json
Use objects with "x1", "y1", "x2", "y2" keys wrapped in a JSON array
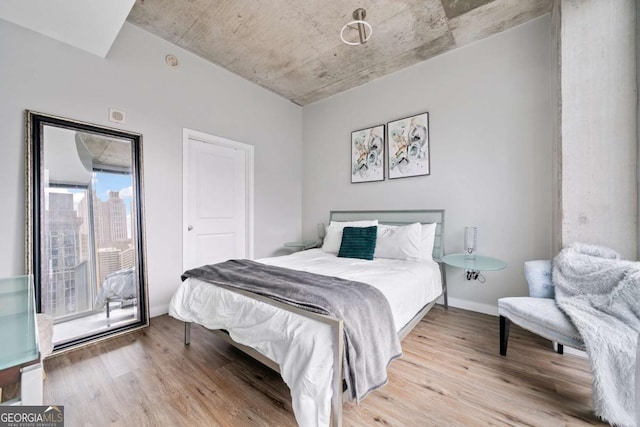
[
  {"x1": 0, "y1": 19, "x2": 303, "y2": 317},
  {"x1": 301, "y1": 16, "x2": 554, "y2": 312}
]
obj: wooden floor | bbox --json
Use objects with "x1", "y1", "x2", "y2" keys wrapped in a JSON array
[{"x1": 43, "y1": 306, "x2": 605, "y2": 426}]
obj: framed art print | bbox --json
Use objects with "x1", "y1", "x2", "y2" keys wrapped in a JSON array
[
  {"x1": 351, "y1": 124, "x2": 385, "y2": 183},
  {"x1": 387, "y1": 112, "x2": 430, "y2": 179}
]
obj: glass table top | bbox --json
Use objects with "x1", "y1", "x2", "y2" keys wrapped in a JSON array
[
  {"x1": 0, "y1": 276, "x2": 39, "y2": 371},
  {"x1": 442, "y1": 254, "x2": 507, "y2": 271},
  {"x1": 284, "y1": 240, "x2": 319, "y2": 249}
]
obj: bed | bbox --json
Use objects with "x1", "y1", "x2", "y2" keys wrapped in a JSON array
[{"x1": 169, "y1": 210, "x2": 447, "y2": 427}]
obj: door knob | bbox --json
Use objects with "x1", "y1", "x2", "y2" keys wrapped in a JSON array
[{"x1": 187, "y1": 225, "x2": 193, "y2": 231}]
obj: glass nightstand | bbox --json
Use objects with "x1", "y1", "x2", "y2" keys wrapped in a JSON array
[
  {"x1": 283, "y1": 240, "x2": 319, "y2": 251},
  {"x1": 442, "y1": 254, "x2": 506, "y2": 281},
  {"x1": 0, "y1": 275, "x2": 43, "y2": 405}
]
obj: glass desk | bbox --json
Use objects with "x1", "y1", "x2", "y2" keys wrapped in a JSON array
[
  {"x1": 0, "y1": 276, "x2": 43, "y2": 405},
  {"x1": 442, "y1": 254, "x2": 507, "y2": 281},
  {"x1": 283, "y1": 240, "x2": 319, "y2": 251}
]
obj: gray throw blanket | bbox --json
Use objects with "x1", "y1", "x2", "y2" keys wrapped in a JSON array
[
  {"x1": 182, "y1": 259, "x2": 402, "y2": 402},
  {"x1": 553, "y1": 243, "x2": 640, "y2": 427}
]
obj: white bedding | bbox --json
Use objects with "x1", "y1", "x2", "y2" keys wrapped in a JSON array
[
  {"x1": 259, "y1": 249, "x2": 442, "y2": 332},
  {"x1": 169, "y1": 249, "x2": 442, "y2": 427}
]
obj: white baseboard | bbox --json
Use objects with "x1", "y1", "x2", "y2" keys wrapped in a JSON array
[
  {"x1": 150, "y1": 304, "x2": 169, "y2": 318},
  {"x1": 444, "y1": 297, "x2": 498, "y2": 316}
]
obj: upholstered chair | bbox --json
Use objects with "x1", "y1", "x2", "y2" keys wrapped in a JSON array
[{"x1": 498, "y1": 260, "x2": 585, "y2": 355}]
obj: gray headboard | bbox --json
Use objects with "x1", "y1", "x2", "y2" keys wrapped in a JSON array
[{"x1": 328, "y1": 210, "x2": 445, "y2": 262}]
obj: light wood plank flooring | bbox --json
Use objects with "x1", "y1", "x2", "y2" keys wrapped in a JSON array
[{"x1": 43, "y1": 306, "x2": 605, "y2": 426}]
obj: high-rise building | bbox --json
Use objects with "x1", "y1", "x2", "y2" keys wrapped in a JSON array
[
  {"x1": 43, "y1": 192, "x2": 84, "y2": 317},
  {"x1": 107, "y1": 190, "x2": 127, "y2": 242},
  {"x1": 77, "y1": 194, "x2": 91, "y2": 263},
  {"x1": 120, "y1": 247, "x2": 135, "y2": 270},
  {"x1": 97, "y1": 248, "x2": 122, "y2": 286},
  {"x1": 96, "y1": 191, "x2": 127, "y2": 247}
]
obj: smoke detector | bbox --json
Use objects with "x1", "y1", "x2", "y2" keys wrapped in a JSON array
[{"x1": 165, "y1": 54, "x2": 180, "y2": 69}]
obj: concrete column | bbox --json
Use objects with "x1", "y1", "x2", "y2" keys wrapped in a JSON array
[
  {"x1": 637, "y1": 0, "x2": 640, "y2": 259},
  {"x1": 551, "y1": 0, "x2": 562, "y2": 256},
  {"x1": 557, "y1": 0, "x2": 637, "y2": 259}
]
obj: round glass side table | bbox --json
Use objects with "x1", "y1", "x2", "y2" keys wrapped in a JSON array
[{"x1": 442, "y1": 253, "x2": 506, "y2": 281}]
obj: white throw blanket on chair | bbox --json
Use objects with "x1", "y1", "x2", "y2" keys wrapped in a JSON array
[{"x1": 553, "y1": 243, "x2": 640, "y2": 427}]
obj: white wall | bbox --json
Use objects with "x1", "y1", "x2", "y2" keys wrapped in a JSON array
[
  {"x1": 0, "y1": 20, "x2": 303, "y2": 316},
  {"x1": 302, "y1": 16, "x2": 553, "y2": 313},
  {"x1": 559, "y1": 0, "x2": 637, "y2": 260}
]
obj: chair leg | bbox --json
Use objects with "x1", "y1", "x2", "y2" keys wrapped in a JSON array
[
  {"x1": 557, "y1": 343, "x2": 563, "y2": 354},
  {"x1": 500, "y1": 315, "x2": 510, "y2": 356}
]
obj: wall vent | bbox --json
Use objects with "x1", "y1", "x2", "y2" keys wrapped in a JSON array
[{"x1": 109, "y1": 108, "x2": 126, "y2": 124}]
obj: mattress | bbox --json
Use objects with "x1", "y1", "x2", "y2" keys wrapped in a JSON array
[
  {"x1": 258, "y1": 249, "x2": 442, "y2": 332},
  {"x1": 169, "y1": 249, "x2": 442, "y2": 427}
]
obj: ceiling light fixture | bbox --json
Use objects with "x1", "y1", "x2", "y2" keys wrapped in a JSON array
[{"x1": 340, "y1": 8, "x2": 372, "y2": 46}]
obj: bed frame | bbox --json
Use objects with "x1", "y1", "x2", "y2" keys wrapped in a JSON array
[{"x1": 182, "y1": 209, "x2": 446, "y2": 427}]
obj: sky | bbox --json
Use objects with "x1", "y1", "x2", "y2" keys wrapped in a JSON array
[
  {"x1": 95, "y1": 172, "x2": 133, "y2": 238},
  {"x1": 95, "y1": 172, "x2": 133, "y2": 205},
  {"x1": 46, "y1": 171, "x2": 134, "y2": 238}
]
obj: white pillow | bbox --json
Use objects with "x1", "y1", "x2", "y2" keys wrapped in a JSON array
[
  {"x1": 419, "y1": 223, "x2": 437, "y2": 261},
  {"x1": 374, "y1": 223, "x2": 422, "y2": 260},
  {"x1": 321, "y1": 220, "x2": 378, "y2": 254},
  {"x1": 329, "y1": 220, "x2": 379, "y2": 227}
]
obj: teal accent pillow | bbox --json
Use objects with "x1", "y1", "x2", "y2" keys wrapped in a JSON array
[{"x1": 337, "y1": 226, "x2": 377, "y2": 260}]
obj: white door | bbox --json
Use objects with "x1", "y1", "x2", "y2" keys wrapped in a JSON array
[{"x1": 184, "y1": 132, "x2": 253, "y2": 270}]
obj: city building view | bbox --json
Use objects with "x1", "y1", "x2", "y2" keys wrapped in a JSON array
[{"x1": 42, "y1": 175, "x2": 135, "y2": 319}]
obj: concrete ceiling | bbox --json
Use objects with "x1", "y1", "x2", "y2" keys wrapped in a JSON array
[{"x1": 129, "y1": 0, "x2": 552, "y2": 106}]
